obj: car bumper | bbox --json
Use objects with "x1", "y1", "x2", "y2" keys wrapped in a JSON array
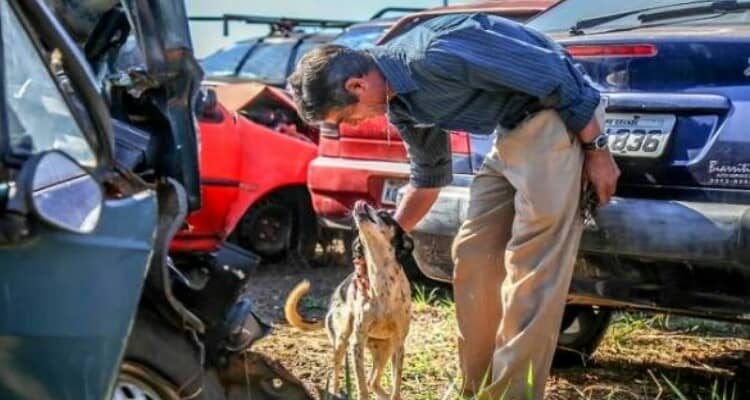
[
  {"x1": 405, "y1": 185, "x2": 750, "y2": 282},
  {"x1": 309, "y1": 156, "x2": 409, "y2": 224}
]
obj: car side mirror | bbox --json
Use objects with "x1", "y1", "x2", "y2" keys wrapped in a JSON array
[
  {"x1": 24, "y1": 151, "x2": 103, "y2": 234},
  {"x1": 195, "y1": 87, "x2": 222, "y2": 122}
]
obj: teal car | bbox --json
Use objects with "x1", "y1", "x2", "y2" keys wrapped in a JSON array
[
  {"x1": 0, "y1": 0, "x2": 201, "y2": 398},
  {"x1": 0, "y1": 1, "x2": 313, "y2": 399}
]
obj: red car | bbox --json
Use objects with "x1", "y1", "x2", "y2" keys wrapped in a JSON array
[
  {"x1": 308, "y1": 1, "x2": 556, "y2": 231},
  {"x1": 172, "y1": 83, "x2": 319, "y2": 261}
]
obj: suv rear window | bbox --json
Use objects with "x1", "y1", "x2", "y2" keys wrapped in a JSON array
[{"x1": 529, "y1": 0, "x2": 750, "y2": 32}]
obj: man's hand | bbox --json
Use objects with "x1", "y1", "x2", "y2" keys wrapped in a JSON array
[
  {"x1": 583, "y1": 150, "x2": 620, "y2": 205},
  {"x1": 578, "y1": 109, "x2": 620, "y2": 206},
  {"x1": 393, "y1": 185, "x2": 441, "y2": 232}
]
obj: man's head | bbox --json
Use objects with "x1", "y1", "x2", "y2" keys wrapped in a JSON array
[{"x1": 287, "y1": 44, "x2": 390, "y2": 126}]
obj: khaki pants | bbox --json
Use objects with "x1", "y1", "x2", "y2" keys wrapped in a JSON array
[{"x1": 451, "y1": 109, "x2": 589, "y2": 399}]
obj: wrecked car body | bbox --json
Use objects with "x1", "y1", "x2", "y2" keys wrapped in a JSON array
[
  {"x1": 172, "y1": 82, "x2": 319, "y2": 263},
  {"x1": 0, "y1": 0, "x2": 312, "y2": 399}
]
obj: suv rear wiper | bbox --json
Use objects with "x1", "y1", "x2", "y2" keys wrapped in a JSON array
[
  {"x1": 570, "y1": 0, "x2": 711, "y2": 35},
  {"x1": 638, "y1": 0, "x2": 750, "y2": 23}
]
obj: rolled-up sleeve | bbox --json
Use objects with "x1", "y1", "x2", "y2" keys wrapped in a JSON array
[
  {"x1": 394, "y1": 122, "x2": 452, "y2": 188},
  {"x1": 425, "y1": 18, "x2": 600, "y2": 134}
]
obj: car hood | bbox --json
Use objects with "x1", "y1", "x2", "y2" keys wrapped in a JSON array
[{"x1": 212, "y1": 82, "x2": 297, "y2": 113}]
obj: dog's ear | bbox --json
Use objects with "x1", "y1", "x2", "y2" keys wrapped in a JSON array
[{"x1": 391, "y1": 223, "x2": 416, "y2": 273}]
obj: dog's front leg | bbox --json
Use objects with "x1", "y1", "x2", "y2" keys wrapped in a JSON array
[
  {"x1": 367, "y1": 339, "x2": 392, "y2": 400},
  {"x1": 350, "y1": 318, "x2": 370, "y2": 400},
  {"x1": 330, "y1": 315, "x2": 353, "y2": 395},
  {"x1": 390, "y1": 344, "x2": 405, "y2": 400}
]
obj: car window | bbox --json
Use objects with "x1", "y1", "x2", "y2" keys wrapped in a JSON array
[
  {"x1": 334, "y1": 25, "x2": 388, "y2": 50},
  {"x1": 238, "y1": 41, "x2": 295, "y2": 85},
  {"x1": 1, "y1": 0, "x2": 95, "y2": 167},
  {"x1": 528, "y1": 0, "x2": 747, "y2": 32},
  {"x1": 293, "y1": 40, "x2": 321, "y2": 67},
  {"x1": 200, "y1": 42, "x2": 253, "y2": 77}
]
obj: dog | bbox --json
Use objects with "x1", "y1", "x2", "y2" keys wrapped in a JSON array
[{"x1": 285, "y1": 200, "x2": 413, "y2": 400}]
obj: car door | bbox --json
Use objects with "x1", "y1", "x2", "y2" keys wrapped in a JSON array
[{"x1": 0, "y1": 1, "x2": 158, "y2": 399}]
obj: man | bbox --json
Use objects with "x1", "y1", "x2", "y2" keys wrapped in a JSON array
[{"x1": 288, "y1": 13, "x2": 619, "y2": 399}]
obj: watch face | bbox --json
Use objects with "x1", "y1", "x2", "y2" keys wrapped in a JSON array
[{"x1": 595, "y1": 134, "x2": 609, "y2": 149}]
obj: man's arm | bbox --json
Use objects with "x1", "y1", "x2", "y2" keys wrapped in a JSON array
[
  {"x1": 392, "y1": 123, "x2": 452, "y2": 232},
  {"x1": 425, "y1": 15, "x2": 600, "y2": 136},
  {"x1": 426, "y1": 16, "x2": 620, "y2": 204}
]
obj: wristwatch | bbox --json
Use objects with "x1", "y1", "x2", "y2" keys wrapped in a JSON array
[{"x1": 582, "y1": 133, "x2": 609, "y2": 151}]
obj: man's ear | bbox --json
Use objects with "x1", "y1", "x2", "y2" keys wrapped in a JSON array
[{"x1": 344, "y1": 77, "x2": 367, "y2": 97}]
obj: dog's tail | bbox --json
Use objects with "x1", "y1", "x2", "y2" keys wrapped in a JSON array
[{"x1": 284, "y1": 280, "x2": 324, "y2": 331}]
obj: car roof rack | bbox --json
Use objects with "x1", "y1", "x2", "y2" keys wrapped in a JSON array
[
  {"x1": 370, "y1": 7, "x2": 426, "y2": 20},
  {"x1": 189, "y1": 14, "x2": 358, "y2": 36}
]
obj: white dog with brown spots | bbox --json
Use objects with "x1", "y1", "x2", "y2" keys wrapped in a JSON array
[{"x1": 285, "y1": 200, "x2": 412, "y2": 400}]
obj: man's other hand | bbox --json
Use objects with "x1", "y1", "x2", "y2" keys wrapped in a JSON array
[{"x1": 583, "y1": 149, "x2": 620, "y2": 206}]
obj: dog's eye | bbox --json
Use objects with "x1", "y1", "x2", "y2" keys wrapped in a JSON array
[{"x1": 378, "y1": 211, "x2": 393, "y2": 222}]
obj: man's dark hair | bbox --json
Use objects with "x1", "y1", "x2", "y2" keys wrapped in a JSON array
[{"x1": 287, "y1": 44, "x2": 376, "y2": 123}]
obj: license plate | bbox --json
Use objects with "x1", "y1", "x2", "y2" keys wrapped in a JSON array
[
  {"x1": 381, "y1": 179, "x2": 407, "y2": 206},
  {"x1": 604, "y1": 113, "x2": 676, "y2": 158}
]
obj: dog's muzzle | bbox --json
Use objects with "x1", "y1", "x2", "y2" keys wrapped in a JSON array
[{"x1": 353, "y1": 200, "x2": 376, "y2": 223}]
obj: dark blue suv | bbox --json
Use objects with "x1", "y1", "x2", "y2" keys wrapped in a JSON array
[{"x1": 403, "y1": 0, "x2": 750, "y2": 364}]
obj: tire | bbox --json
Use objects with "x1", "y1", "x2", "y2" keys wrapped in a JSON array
[
  {"x1": 116, "y1": 307, "x2": 226, "y2": 400},
  {"x1": 231, "y1": 189, "x2": 318, "y2": 263},
  {"x1": 553, "y1": 305, "x2": 612, "y2": 368},
  {"x1": 114, "y1": 362, "x2": 180, "y2": 400}
]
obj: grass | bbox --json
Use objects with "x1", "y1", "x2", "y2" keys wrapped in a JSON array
[
  {"x1": 251, "y1": 267, "x2": 749, "y2": 400},
  {"x1": 412, "y1": 284, "x2": 455, "y2": 313},
  {"x1": 322, "y1": 303, "x2": 747, "y2": 400},
  {"x1": 661, "y1": 374, "x2": 738, "y2": 400}
]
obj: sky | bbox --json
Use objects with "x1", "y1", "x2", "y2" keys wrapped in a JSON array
[{"x1": 186, "y1": 0, "x2": 462, "y2": 57}]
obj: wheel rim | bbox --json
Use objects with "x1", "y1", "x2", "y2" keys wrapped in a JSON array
[
  {"x1": 245, "y1": 204, "x2": 293, "y2": 256},
  {"x1": 113, "y1": 362, "x2": 180, "y2": 400}
]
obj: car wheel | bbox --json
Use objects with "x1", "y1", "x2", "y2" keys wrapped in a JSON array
[
  {"x1": 232, "y1": 197, "x2": 294, "y2": 262},
  {"x1": 232, "y1": 190, "x2": 318, "y2": 263},
  {"x1": 553, "y1": 305, "x2": 612, "y2": 368},
  {"x1": 114, "y1": 362, "x2": 180, "y2": 400},
  {"x1": 118, "y1": 307, "x2": 226, "y2": 400}
]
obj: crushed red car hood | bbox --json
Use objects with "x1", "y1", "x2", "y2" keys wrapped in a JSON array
[{"x1": 212, "y1": 82, "x2": 298, "y2": 113}]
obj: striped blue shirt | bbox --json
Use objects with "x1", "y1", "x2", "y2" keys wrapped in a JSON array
[{"x1": 369, "y1": 13, "x2": 600, "y2": 188}]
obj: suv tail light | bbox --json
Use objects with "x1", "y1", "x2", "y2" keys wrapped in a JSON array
[{"x1": 566, "y1": 44, "x2": 658, "y2": 59}]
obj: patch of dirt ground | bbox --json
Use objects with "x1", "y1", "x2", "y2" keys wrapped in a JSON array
[{"x1": 247, "y1": 262, "x2": 750, "y2": 400}]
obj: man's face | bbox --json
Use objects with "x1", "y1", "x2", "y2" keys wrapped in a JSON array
[{"x1": 323, "y1": 69, "x2": 389, "y2": 126}]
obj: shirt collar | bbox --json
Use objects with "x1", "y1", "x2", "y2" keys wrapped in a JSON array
[{"x1": 368, "y1": 47, "x2": 418, "y2": 95}]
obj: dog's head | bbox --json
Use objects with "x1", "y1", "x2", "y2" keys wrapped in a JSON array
[{"x1": 352, "y1": 200, "x2": 413, "y2": 266}]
